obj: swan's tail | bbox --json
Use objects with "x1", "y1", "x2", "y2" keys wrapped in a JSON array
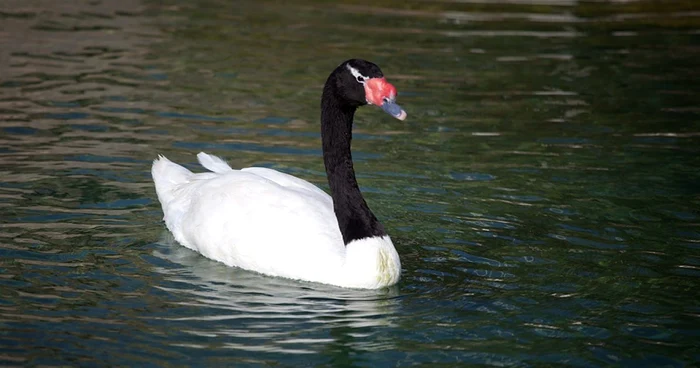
[
  {"x1": 152, "y1": 155, "x2": 193, "y2": 206},
  {"x1": 197, "y1": 152, "x2": 232, "y2": 173}
]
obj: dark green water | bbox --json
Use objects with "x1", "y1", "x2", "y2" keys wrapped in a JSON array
[{"x1": 1, "y1": 0, "x2": 699, "y2": 366}]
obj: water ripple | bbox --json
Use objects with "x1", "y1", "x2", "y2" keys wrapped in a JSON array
[{"x1": 1, "y1": 0, "x2": 699, "y2": 366}]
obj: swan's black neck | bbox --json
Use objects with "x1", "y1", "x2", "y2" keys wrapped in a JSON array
[{"x1": 321, "y1": 79, "x2": 386, "y2": 245}]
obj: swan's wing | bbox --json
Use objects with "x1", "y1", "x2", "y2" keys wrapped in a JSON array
[
  {"x1": 162, "y1": 169, "x2": 344, "y2": 278},
  {"x1": 196, "y1": 152, "x2": 330, "y2": 203},
  {"x1": 154, "y1": 153, "x2": 340, "y2": 254},
  {"x1": 242, "y1": 167, "x2": 330, "y2": 203},
  {"x1": 197, "y1": 152, "x2": 233, "y2": 174}
]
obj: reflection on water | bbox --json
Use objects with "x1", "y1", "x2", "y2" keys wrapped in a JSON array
[
  {"x1": 1, "y1": 0, "x2": 699, "y2": 366},
  {"x1": 153, "y1": 232, "x2": 400, "y2": 355}
]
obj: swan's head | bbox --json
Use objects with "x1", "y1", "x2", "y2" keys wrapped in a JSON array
[{"x1": 335, "y1": 59, "x2": 407, "y2": 121}]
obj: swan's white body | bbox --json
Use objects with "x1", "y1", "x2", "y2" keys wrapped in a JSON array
[{"x1": 152, "y1": 152, "x2": 401, "y2": 289}]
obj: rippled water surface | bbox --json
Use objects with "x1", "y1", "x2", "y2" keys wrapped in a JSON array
[{"x1": 1, "y1": 0, "x2": 699, "y2": 366}]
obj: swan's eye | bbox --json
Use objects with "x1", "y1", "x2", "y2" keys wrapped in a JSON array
[{"x1": 346, "y1": 64, "x2": 368, "y2": 85}]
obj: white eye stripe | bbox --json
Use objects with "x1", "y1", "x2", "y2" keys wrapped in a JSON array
[{"x1": 346, "y1": 64, "x2": 368, "y2": 85}]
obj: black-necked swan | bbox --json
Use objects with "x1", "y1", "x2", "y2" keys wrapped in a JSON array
[{"x1": 151, "y1": 59, "x2": 407, "y2": 289}]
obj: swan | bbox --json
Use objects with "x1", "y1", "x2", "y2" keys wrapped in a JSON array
[{"x1": 152, "y1": 59, "x2": 407, "y2": 289}]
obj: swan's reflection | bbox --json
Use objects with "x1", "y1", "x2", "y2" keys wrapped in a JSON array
[{"x1": 151, "y1": 232, "x2": 400, "y2": 355}]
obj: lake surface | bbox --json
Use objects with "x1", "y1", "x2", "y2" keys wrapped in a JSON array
[{"x1": 1, "y1": 0, "x2": 699, "y2": 366}]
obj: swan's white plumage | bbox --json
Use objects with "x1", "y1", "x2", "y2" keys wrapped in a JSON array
[{"x1": 152, "y1": 152, "x2": 401, "y2": 289}]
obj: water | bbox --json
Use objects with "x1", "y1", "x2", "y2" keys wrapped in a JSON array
[{"x1": 1, "y1": 0, "x2": 699, "y2": 366}]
